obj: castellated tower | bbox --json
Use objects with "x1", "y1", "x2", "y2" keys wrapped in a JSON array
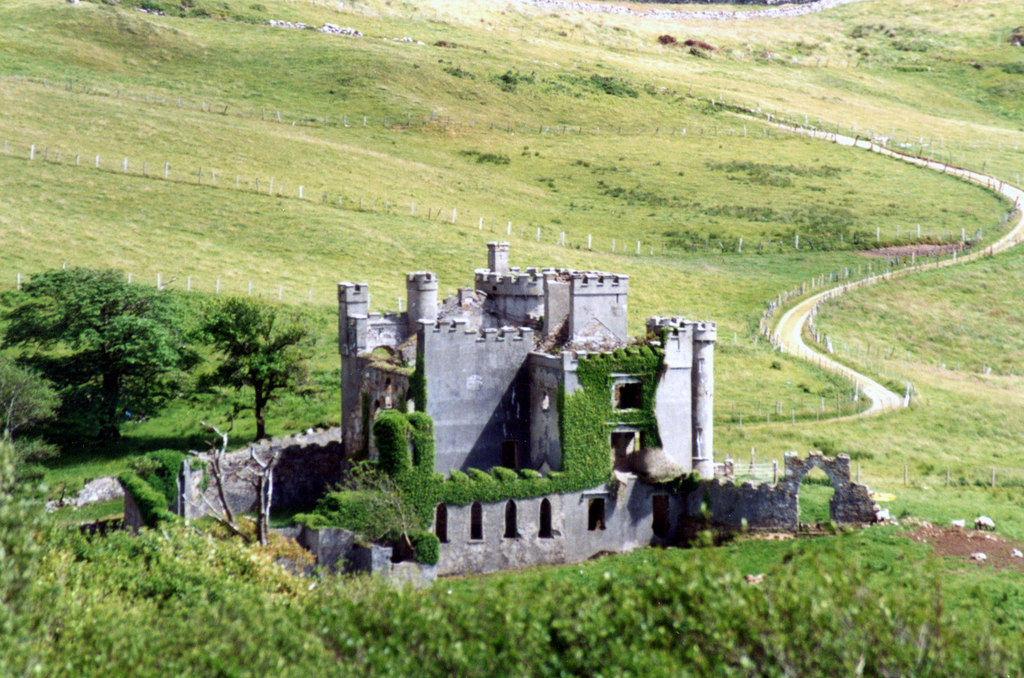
[{"x1": 405, "y1": 272, "x2": 438, "y2": 334}]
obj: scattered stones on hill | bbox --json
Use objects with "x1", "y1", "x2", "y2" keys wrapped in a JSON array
[
  {"x1": 268, "y1": 20, "x2": 363, "y2": 37},
  {"x1": 516, "y1": 0, "x2": 864, "y2": 22},
  {"x1": 952, "y1": 518, "x2": 966, "y2": 528},
  {"x1": 904, "y1": 523, "x2": 1024, "y2": 571},
  {"x1": 45, "y1": 476, "x2": 124, "y2": 513},
  {"x1": 971, "y1": 552, "x2": 987, "y2": 562}
]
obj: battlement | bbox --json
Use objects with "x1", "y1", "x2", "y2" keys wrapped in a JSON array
[
  {"x1": 569, "y1": 272, "x2": 628, "y2": 295},
  {"x1": 692, "y1": 321, "x2": 717, "y2": 343},
  {"x1": 406, "y1": 271, "x2": 438, "y2": 288},
  {"x1": 338, "y1": 281, "x2": 369, "y2": 304},
  {"x1": 421, "y1": 319, "x2": 534, "y2": 343},
  {"x1": 474, "y1": 269, "x2": 546, "y2": 296}
]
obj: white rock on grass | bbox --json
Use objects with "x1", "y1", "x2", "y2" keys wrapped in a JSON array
[
  {"x1": 975, "y1": 516, "x2": 996, "y2": 530},
  {"x1": 970, "y1": 552, "x2": 987, "y2": 562},
  {"x1": 1012, "y1": 549, "x2": 1023, "y2": 559},
  {"x1": 951, "y1": 519, "x2": 966, "y2": 528}
]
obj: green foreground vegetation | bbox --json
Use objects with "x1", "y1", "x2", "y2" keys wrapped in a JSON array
[{"x1": 3, "y1": 0, "x2": 1024, "y2": 672}]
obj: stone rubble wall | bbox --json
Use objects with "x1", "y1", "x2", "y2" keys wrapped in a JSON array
[
  {"x1": 684, "y1": 452, "x2": 878, "y2": 530},
  {"x1": 181, "y1": 427, "x2": 344, "y2": 520}
]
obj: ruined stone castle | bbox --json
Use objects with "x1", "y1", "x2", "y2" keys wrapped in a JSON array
[
  {"x1": 339, "y1": 242, "x2": 716, "y2": 479},
  {"x1": 336, "y1": 243, "x2": 720, "y2": 574},
  {"x1": 161, "y1": 243, "x2": 879, "y2": 579}
]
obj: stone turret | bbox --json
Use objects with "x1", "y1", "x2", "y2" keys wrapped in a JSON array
[
  {"x1": 691, "y1": 321, "x2": 716, "y2": 478},
  {"x1": 338, "y1": 282, "x2": 369, "y2": 356},
  {"x1": 406, "y1": 271, "x2": 438, "y2": 333}
]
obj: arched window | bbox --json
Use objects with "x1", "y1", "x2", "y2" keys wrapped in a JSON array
[
  {"x1": 504, "y1": 500, "x2": 518, "y2": 539},
  {"x1": 470, "y1": 502, "x2": 483, "y2": 541},
  {"x1": 435, "y1": 503, "x2": 448, "y2": 543},
  {"x1": 539, "y1": 498, "x2": 553, "y2": 539}
]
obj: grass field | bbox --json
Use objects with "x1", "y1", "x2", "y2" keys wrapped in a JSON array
[{"x1": 6, "y1": 0, "x2": 1024, "y2": 672}]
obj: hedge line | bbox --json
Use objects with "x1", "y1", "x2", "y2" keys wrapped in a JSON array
[{"x1": 118, "y1": 472, "x2": 176, "y2": 528}]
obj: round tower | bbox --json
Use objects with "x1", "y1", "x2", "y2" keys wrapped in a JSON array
[
  {"x1": 691, "y1": 321, "x2": 716, "y2": 478},
  {"x1": 406, "y1": 272, "x2": 438, "y2": 333}
]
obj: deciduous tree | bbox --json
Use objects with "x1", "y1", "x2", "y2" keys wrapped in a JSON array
[
  {"x1": 2, "y1": 268, "x2": 194, "y2": 439},
  {"x1": 201, "y1": 297, "x2": 313, "y2": 440}
]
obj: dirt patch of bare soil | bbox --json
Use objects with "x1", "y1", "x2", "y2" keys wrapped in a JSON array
[
  {"x1": 902, "y1": 523, "x2": 1024, "y2": 572},
  {"x1": 859, "y1": 243, "x2": 967, "y2": 258}
]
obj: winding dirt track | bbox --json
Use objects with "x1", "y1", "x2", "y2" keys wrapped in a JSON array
[{"x1": 773, "y1": 130, "x2": 1024, "y2": 415}]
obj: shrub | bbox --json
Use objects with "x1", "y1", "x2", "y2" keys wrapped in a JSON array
[
  {"x1": 118, "y1": 472, "x2": 176, "y2": 528},
  {"x1": 410, "y1": 531, "x2": 440, "y2": 565}
]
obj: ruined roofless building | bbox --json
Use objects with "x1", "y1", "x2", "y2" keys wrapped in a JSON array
[{"x1": 338, "y1": 243, "x2": 716, "y2": 480}]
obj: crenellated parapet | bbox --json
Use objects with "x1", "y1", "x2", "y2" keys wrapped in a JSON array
[
  {"x1": 474, "y1": 268, "x2": 546, "y2": 296},
  {"x1": 421, "y1": 318, "x2": 535, "y2": 344},
  {"x1": 338, "y1": 282, "x2": 370, "y2": 357},
  {"x1": 568, "y1": 272, "x2": 629, "y2": 295}
]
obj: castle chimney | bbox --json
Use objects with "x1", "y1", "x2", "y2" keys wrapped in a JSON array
[{"x1": 487, "y1": 242, "x2": 510, "y2": 275}]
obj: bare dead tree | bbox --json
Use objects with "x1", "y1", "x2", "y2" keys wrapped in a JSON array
[
  {"x1": 250, "y1": 446, "x2": 282, "y2": 546},
  {"x1": 189, "y1": 419, "x2": 247, "y2": 540}
]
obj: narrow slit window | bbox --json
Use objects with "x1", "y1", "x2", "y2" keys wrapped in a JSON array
[
  {"x1": 504, "y1": 500, "x2": 518, "y2": 539},
  {"x1": 435, "y1": 503, "x2": 448, "y2": 543},
  {"x1": 539, "y1": 498, "x2": 553, "y2": 538},
  {"x1": 470, "y1": 502, "x2": 483, "y2": 541}
]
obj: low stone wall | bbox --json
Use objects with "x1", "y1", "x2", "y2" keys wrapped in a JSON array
[
  {"x1": 180, "y1": 428, "x2": 344, "y2": 519},
  {"x1": 434, "y1": 474, "x2": 682, "y2": 576},
  {"x1": 684, "y1": 452, "x2": 877, "y2": 530},
  {"x1": 297, "y1": 525, "x2": 437, "y2": 587}
]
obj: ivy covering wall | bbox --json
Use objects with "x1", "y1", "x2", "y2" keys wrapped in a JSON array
[{"x1": 305, "y1": 344, "x2": 668, "y2": 557}]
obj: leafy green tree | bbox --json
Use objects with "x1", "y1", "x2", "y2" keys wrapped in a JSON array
[
  {"x1": 201, "y1": 297, "x2": 313, "y2": 440},
  {"x1": 2, "y1": 268, "x2": 194, "y2": 440},
  {"x1": 0, "y1": 358, "x2": 58, "y2": 443}
]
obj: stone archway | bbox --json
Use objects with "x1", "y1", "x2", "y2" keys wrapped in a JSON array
[{"x1": 783, "y1": 452, "x2": 877, "y2": 525}]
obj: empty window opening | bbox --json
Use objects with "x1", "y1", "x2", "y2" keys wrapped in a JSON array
[
  {"x1": 504, "y1": 500, "x2": 518, "y2": 539},
  {"x1": 501, "y1": 440, "x2": 520, "y2": 469},
  {"x1": 470, "y1": 502, "x2": 483, "y2": 541},
  {"x1": 614, "y1": 381, "x2": 643, "y2": 410},
  {"x1": 435, "y1": 504, "x2": 448, "y2": 543},
  {"x1": 611, "y1": 430, "x2": 639, "y2": 473},
  {"x1": 652, "y1": 495, "x2": 670, "y2": 538},
  {"x1": 539, "y1": 498, "x2": 553, "y2": 538},
  {"x1": 588, "y1": 498, "x2": 606, "y2": 531}
]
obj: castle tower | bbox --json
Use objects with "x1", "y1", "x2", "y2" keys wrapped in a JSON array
[
  {"x1": 338, "y1": 282, "x2": 369, "y2": 356},
  {"x1": 487, "y1": 241, "x2": 509, "y2": 274},
  {"x1": 406, "y1": 271, "x2": 438, "y2": 333},
  {"x1": 691, "y1": 321, "x2": 717, "y2": 478}
]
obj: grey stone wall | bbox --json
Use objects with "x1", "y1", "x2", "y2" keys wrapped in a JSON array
[
  {"x1": 568, "y1": 273, "x2": 628, "y2": 346},
  {"x1": 420, "y1": 321, "x2": 534, "y2": 473},
  {"x1": 434, "y1": 475, "x2": 681, "y2": 576},
  {"x1": 527, "y1": 353, "x2": 564, "y2": 472},
  {"x1": 683, "y1": 452, "x2": 878, "y2": 530},
  {"x1": 181, "y1": 427, "x2": 344, "y2": 519},
  {"x1": 297, "y1": 525, "x2": 437, "y2": 586},
  {"x1": 341, "y1": 358, "x2": 410, "y2": 460},
  {"x1": 122, "y1": 487, "x2": 143, "y2": 533},
  {"x1": 475, "y1": 269, "x2": 546, "y2": 325}
]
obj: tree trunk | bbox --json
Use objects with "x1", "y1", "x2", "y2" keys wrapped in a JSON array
[
  {"x1": 98, "y1": 370, "x2": 121, "y2": 440},
  {"x1": 254, "y1": 388, "x2": 267, "y2": 440}
]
